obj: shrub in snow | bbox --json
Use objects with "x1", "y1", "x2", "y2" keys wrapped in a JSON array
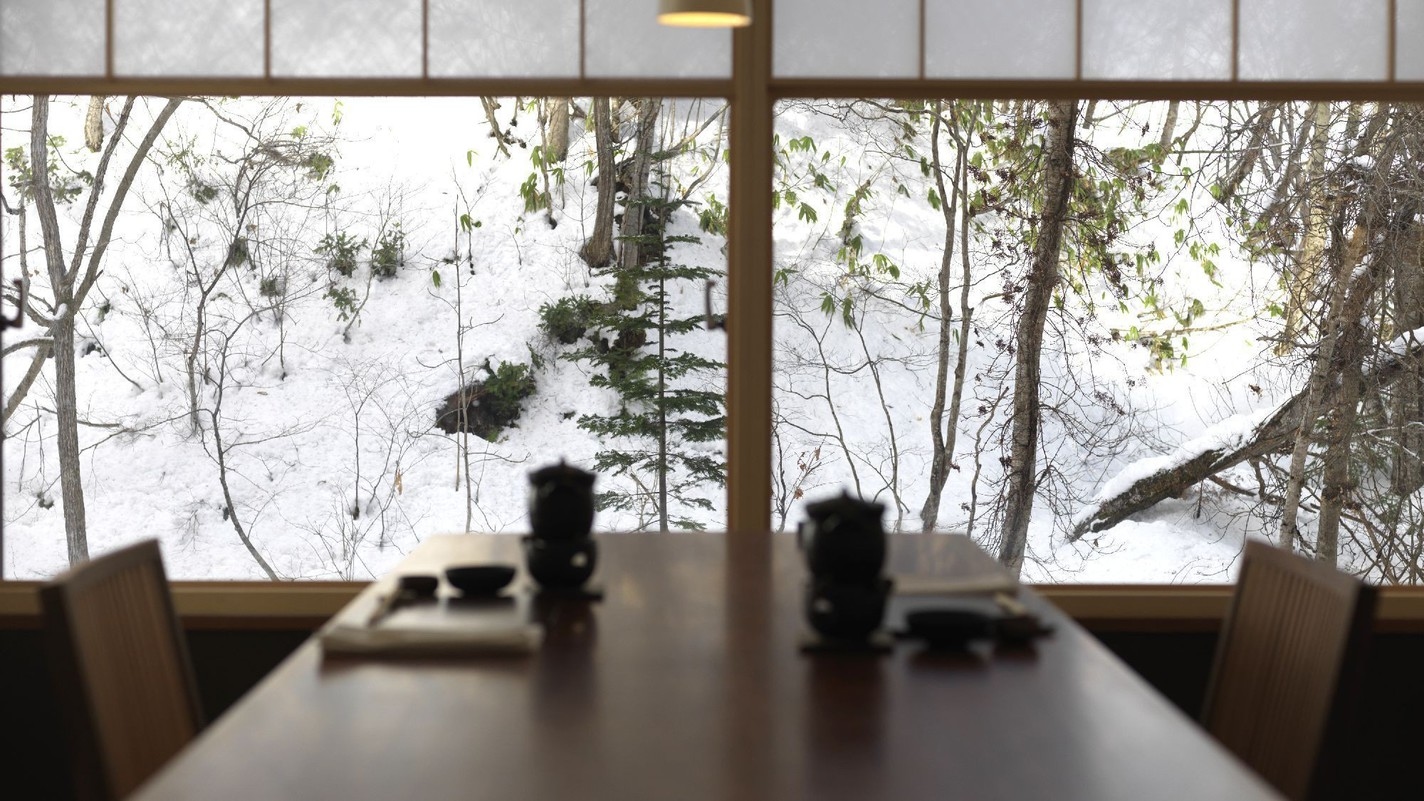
[
  {"x1": 371, "y1": 225, "x2": 406, "y2": 279},
  {"x1": 434, "y1": 361, "x2": 538, "y2": 441},
  {"x1": 538, "y1": 296, "x2": 600, "y2": 345},
  {"x1": 316, "y1": 231, "x2": 365, "y2": 278}
]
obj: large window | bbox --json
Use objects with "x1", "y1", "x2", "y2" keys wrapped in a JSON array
[
  {"x1": 2, "y1": 95, "x2": 729, "y2": 579},
  {"x1": 772, "y1": 99, "x2": 1424, "y2": 584}
]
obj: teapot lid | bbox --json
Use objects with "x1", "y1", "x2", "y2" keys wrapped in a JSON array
[
  {"x1": 805, "y1": 490, "x2": 884, "y2": 521},
  {"x1": 529, "y1": 459, "x2": 596, "y2": 488}
]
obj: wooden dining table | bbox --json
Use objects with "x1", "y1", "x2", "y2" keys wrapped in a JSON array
[{"x1": 131, "y1": 532, "x2": 1283, "y2": 801}]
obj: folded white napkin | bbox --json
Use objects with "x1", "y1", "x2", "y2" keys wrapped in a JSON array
[
  {"x1": 893, "y1": 574, "x2": 1018, "y2": 597},
  {"x1": 320, "y1": 621, "x2": 542, "y2": 658}
]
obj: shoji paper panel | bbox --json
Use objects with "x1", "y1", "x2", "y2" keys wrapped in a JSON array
[
  {"x1": 115, "y1": 0, "x2": 264, "y2": 76},
  {"x1": 0, "y1": 0, "x2": 106, "y2": 75},
  {"x1": 1398, "y1": 1, "x2": 1424, "y2": 80},
  {"x1": 1083, "y1": 0, "x2": 1231, "y2": 80},
  {"x1": 1239, "y1": 0, "x2": 1388, "y2": 80},
  {"x1": 926, "y1": 0, "x2": 1075, "y2": 79},
  {"x1": 585, "y1": 0, "x2": 729, "y2": 78},
  {"x1": 429, "y1": 0, "x2": 579, "y2": 77},
  {"x1": 775, "y1": 0, "x2": 918, "y2": 78},
  {"x1": 272, "y1": 0, "x2": 423, "y2": 77}
]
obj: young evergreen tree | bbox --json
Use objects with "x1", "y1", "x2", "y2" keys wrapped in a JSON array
[{"x1": 570, "y1": 176, "x2": 726, "y2": 531}]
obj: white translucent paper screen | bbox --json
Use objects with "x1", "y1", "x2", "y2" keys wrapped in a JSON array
[
  {"x1": 1398, "y1": 1, "x2": 1424, "y2": 80},
  {"x1": 1083, "y1": 0, "x2": 1231, "y2": 80},
  {"x1": 272, "y1": 0, "x2": 423, "y2": 77},
  {"x1": 115, "y1": 0, "x2": 264, "y2": 76},
  {"x1": 1239, "y1": 0, "x2": 1388, "y2": 80},
  {"x1": 775, "y1": 0, "x2": 918, "y2": 78},
  {"x1": 925, "y1": 0, "x2": 1074, "y2": 79},
  {"x1": 429, "y1": 0, "x2": 579, "y2": 77},
  {"x1": 0, "y1": 0, "x2": 106, "y2": 75},
  {"x1": 585, "y1": 0, "x2": 730, "y2": 78}
]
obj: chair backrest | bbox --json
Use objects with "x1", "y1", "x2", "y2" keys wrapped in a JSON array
[
  {"x1": 40, "y1": 540, "x2": 203, "y2": 801},
  {"x1": 1202, "y1": 539, "x2": 1376, "y2": 801}
]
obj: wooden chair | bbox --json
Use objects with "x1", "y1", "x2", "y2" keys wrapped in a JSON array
[
  {"x1": 1201, "y1": 539, "x2": 1376, "y2": 801},
  {"x1": 41, "y1": 540, "x2": 203, "y2": 801}
]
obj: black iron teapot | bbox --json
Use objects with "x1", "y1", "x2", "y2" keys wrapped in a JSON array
[
  {"x1": 527, "y1": 460, "x2": 596, "y2": 541},
  {"x1": 799, "y1": 491, "x2": 887, "y2": 583}
]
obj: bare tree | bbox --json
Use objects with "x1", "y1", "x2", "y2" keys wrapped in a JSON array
[
  {"x1": 20, "y1": 95, "x2": 181, "y2": 565},
  {"x1": 920, "y1": 101, "x2": 975, "y2": 532},
  {"x1": 997, "y1": 99, "x2": 1078, "y2": 577}
]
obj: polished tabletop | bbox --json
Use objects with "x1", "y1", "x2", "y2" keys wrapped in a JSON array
[{"x1": 132, "y1": 532, "x2": 1282, "y2": 801}]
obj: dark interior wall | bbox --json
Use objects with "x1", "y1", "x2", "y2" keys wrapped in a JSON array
[
  {"x1": 1097, "y1": 630, "x2": 1424, "y2": 800},
  {"x1": 0, "y1": 626, "x2": 309, "y2": 801},
  {"x1": 3, "y1": 626, "x2": 1422, "y2": 800}
]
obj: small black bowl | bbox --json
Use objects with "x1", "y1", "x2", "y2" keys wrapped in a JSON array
[
  {"x1": 523, "y1": 536, "x2": 597, "y2": 590},
  {"x1": 444, "y1": 564, "x2": 517, "y2": 597},
  {"x1": 805, "y1": 577, "x2": 893, "y2": 641},
  {"x1": 903, "y1": 608, "x2": 995, "y2": 650}
]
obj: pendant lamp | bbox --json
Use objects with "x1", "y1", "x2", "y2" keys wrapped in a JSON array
[{"x1": 657, "y1": 0, "x2": 752, "y2": 27}]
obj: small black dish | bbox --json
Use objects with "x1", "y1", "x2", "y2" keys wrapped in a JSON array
[
  {"x1": 444, "y1": 564, "x2": 517, "y2": 597},
  {"x1": 903, "y1": 608, "x2": 995, "y2": 650},
  {"x1": 398, "y1": 574, "x2": 440, "y2": 598},
  {"x1": 523, "y1": 536, "x2": 597, "y2": 590}
]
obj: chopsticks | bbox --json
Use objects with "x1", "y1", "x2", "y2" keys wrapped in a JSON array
[{"x1": 367, "y1": 575, "x2": 440, "y2": 627}]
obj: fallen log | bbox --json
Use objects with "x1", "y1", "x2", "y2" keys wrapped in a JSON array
[{"x1": 1070, "y1": 329, "x2": 1424, "y2": 540}]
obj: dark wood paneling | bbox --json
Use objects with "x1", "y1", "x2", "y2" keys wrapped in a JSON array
[
  {"x1": 1096, "y1": 630, "x2": 1424, "y2": 801},
  {"x1": 0, "y1": 626, "x2": 308, "y2": 801}
]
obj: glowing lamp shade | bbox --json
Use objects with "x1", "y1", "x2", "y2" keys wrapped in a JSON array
[{"x1": 657, "y1": 0, "x2": 752, "y2": 27}]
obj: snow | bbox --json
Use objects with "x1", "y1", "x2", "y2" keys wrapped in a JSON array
[
  {"x1": 1097, "y1": 408, "x2": 1271, "y2": 503},
  {"x1": 0, "y1": 97, "x2": 1305, "y2": 585},
  {"x1": 1073, "y1": 406, "x2": 1273, "y2": 532},
  {"x1": 1389, "y1": 325, "x2": 1424, "y2": 355}
]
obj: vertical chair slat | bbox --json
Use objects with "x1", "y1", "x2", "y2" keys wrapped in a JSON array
[
  {"x1": 1202, "y1": 540, "x2": 1377, "y2": 801},
  {"x1": 41, "y1": 540, "x2": 203, "y2": 801}
]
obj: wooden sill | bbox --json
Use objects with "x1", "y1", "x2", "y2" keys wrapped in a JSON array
[
  {"x1": 5, "y1": 581, "x2": 1424, "y2": 633},
  {"x1": 0, "y1": 581, "x2": 366, "y2": 630},
  {"x1": 1038, "y1": 584, "x2": 1424, "y2": 634}
]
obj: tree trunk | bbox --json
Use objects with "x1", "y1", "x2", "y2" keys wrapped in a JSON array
[
  {"x1": 657, "y1": 269, "x2": 670, "y2": 533},
  {"x1": 479, "y1": 97, "x2": 512, "y2": 158},
  {"x1": 1317, "y1": 345, "x2": 1364, "y2": 566},
  {"x1": 579, "y1": 98, "x2": 616, "y2": 269},
  {"x1": 84, "y1": 95, "x2": 105, "y2": 153},
  {"x1": 1156, "y1": 100, "x2": 1179, "y2": 159},
  {"x1": 52, "y1": 314, "x2": 89, "y2": 563},
  {"x1": 31, "y1": 97, "x2": 89, "y2": 563},
  {"x1": 1279, "y1": 102, "x2": 1332, "y2": 353},
  {"x1": 997, "y1": 99, "x2": 1078, "y2": 577},
  {"x1": 920, "y1": 102, "x2": 969, "y2": 531},
  {"x1": 1315, "y1": 215, "x2": 1382, "y2": 563},
  {"x1": 1278, "y1": 210, "x2": 1364, "y2": 548},
  {"x1": 1390, "y1": 225, "x2": 1424, "y2": 494},
  {"x1": 545, "y1": 98, "x2": 569, "y2": 163},
  {"x1": 617, "y1": 99, "x2": 662, "y2": 274}
]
